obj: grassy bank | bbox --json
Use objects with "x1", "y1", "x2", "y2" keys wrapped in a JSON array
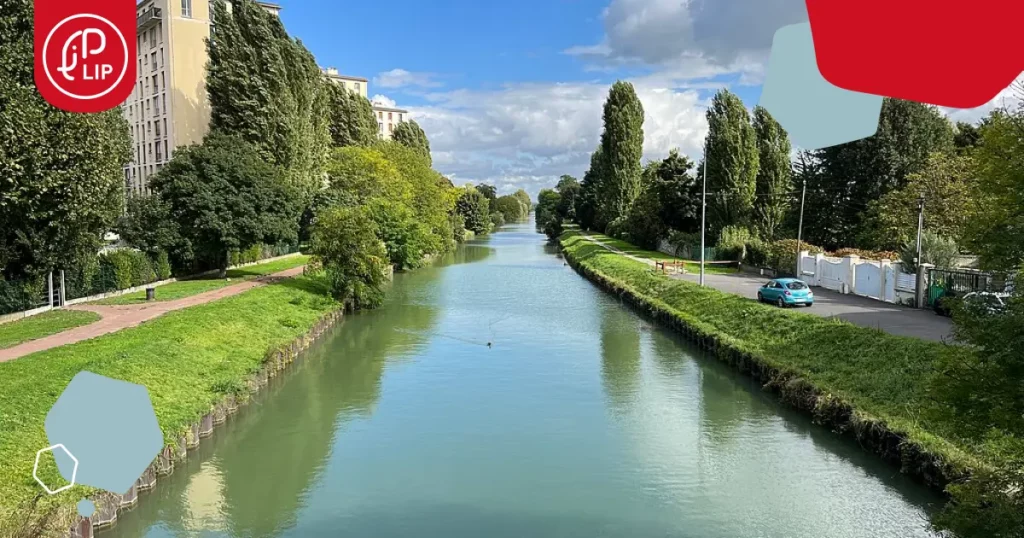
[
  {"x1": 0, "y1": 273, "x2": 338, "y2": 533},
  {"x1": 91, "y1": 255, "x2": 309, "y2": 305},
  {"x1": 583, "y1": 232, "x2": 738, "y2": 274},
  {"x1": 0, "y1": 311, "x2": 101, "y2": 350},
  {"x1": 560, "y1": 230, "x2": 1023, "y2": 533}
]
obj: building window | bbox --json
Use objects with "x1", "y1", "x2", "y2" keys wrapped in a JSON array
[
  {"x1": 155, "y1": 121, "x2": 161, "y2": 137},
  {"x1": 388, "y1": 112, "x2": 392, "y2": 120},
  {"x1": 181, "y1": 0, "x2": 192, "y2": 18},
  {"x1": 340, "y1": 81, "x2": 346, "y2": 90},
  {"x1": 378, "y1": 122, "x2": 383, "y2": 133},
  {"x1": 152, "y1": 76, "x2": 158, "y2": 93},
  {"x1": 162, "y1": 94, "x2": 166, "y2": 112},
  {"x1": 161, "y1": 73, "x2": 166, "y2": 91},
  {"x1": 389, "y1": 123, "x2": 394, "y2": 133},
  {"x1": 355, "y1": 82, "x2": 360, "y2": 92},
  {"x1": 378, "y1": 111, "x2": 383, "y2": 119},
  {"x1": 163, "y1": 118, "x2": 167, "y2": 136},
  {"x1": 151, "y1": 52, "x2": 157, "y2": 72},
  {"x1": 154, "y1": 97, "x2": 160, "y2": 115},
  {"x1": 164, "y1": 140, "x2": 168, "y2": 158},
  {"x1": 399, "y1": 113, "x2": 403, "y2": 121},
  {"x1": 150, "y1": 29, "x2": 156, "y2": 48}
]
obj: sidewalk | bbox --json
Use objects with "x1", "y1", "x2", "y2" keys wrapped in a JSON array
[
  {"x1": 0, "y1": 266, "x2": 305, "y2": 362},
  {"x1": 577, "y1": 233, "x2": 954, "y2": 342}
]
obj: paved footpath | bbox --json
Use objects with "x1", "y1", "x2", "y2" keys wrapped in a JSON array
[
  {"x1": 578, "y1": 233, "x2": 954, "y2": 343},
  {"x1": 0, "y1": 266, "x2": 305, "y2": 362}
]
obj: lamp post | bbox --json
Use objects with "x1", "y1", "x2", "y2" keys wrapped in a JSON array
[
  {"x1": 700, "y1": 139, "x2": 708, "y2": 287},
  {"x1": 795, "y1": 177, "x2": 807, "y2": 277},
  {"x1": 916, "y1": 194, "x2": 925, "y2": 266}
]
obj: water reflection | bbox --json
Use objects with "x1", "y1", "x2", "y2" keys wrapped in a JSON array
[{"x1": 599, "y1": 300, "x2": 642, "y2": 416}]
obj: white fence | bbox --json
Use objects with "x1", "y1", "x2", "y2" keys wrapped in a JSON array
[{"x1": 798, "y1": 251, "x2": 915, "y2": 305}]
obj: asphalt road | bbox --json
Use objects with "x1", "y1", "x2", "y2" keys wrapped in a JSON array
[{"x1": 676, "y1": 271, "x2": 955, "y2": 343}]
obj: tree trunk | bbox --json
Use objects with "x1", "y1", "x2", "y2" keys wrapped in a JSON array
[{"x1": 219, "y1": 250, "x2": 230, "y2": 278}]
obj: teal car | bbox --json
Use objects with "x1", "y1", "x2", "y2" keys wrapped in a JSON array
[{"x1": 758, "y1": 278, "x2": 814, "y2": 307}]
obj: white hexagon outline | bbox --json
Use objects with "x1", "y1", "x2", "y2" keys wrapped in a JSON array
[{"x1": 33, "y1": 444, "x2": 78, "y2": 495}]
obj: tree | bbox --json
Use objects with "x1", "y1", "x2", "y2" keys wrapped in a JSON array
[
  {"x1": 705, "y1": 89, "x2": 758, "y2": 238},
  {"x1": 207, "y1": 0, "x2": 330, "y2": 194},
  {"x1": 963, "y1": 109, "x2": 1024, "y2": 270},
  {"x1": 859, "y1": 152, "x2": 977, "y2": 250},
  {"x1": 899, "y1": 232, "x2": 959, "y2": 273},
  {"x1": 376, "y1": 142, "x2": 455, "y2": 253},
  {"x1": 555, "y1": 176, "x2": 581, "y2": 222},
  {"x1": 117, "y1": 195, "x2": 182, "y2": 263},
  {"x1": 621, "y1": 162, "x2": 669, "y2": 249},
  {"x1": 752, "y1": 106, "x2": 793, "y2": 241},
  {"x1": 326, "y1": 146, "x2": 409, "y2": 207},
  {"x1": 391, "y1": 120, "x2": 431, "y2": 165},
  {"x1": 456, "y1": 187, "x2": 491, "y2": 235},
  {"x1": 535, "y1": 189, "x2": 562, "y2": 239},
  {"x1": 953, "y1": 121, "x2": 982, "y2": 151},
  {"x1": 149, "y1": 134, "x2": 301, "y2": 274},
  {"x1": 0, "y1": 0, "x2": 132, "y2": 279},
  {"x1": 476, "y1": 184, "x2": 497, "y2": 202},
  {"x1": 597, "y1": 81, "x2": 645, "y2": 227},
  {"x1": 493, "y1": 195, "x2": 526, "y2": 222},
  {"x1": 651, "y1": 149, "x2": 699, "y2": 233},
  {"x1": 806, "y1": 98, "x2": 953, "y2": 248},
  {"x1": 513, "y1": 189, "x2": 532, "y2": 215},
  {"x1": 326, "y1": 83, "x2": 377, "y2": 147},
  {"x1": 366, "y1": 198, "x2": 434, "y2": 270},
  {"x1": 577, "y1": 146, "x2": 606, "y2": 231},
  {"x1": 310, "y1": 205, "x2": 389, "y2": 309}
]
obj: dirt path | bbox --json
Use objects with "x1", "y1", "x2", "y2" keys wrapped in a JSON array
[{"x1": 0, "y1": 266, "x2": 305, "y2": 362}]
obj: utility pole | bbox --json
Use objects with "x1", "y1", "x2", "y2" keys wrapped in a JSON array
[
  {"x1": 916, "y1": 193, "x2": 925, "y2": 266},
  {"x1": 795, "y1": 178, "x2": 807, "y2": 277},
  {"x1": 700, "y1": 139, "x2": 708, "y2": 287}
]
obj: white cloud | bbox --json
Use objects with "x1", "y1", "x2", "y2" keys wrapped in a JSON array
[
  {"x1": 566, "y1": 0, "x2": 807, "y2": 75},
  {"x1": 374, "y1": 68, "x2": 442, "y2": 89},
  {"x1": 371, "y1": 94, "x2": 397, "y2": 108},
  {"x1": 411, "y1": 78, "x2": 711, "y2": 199}
]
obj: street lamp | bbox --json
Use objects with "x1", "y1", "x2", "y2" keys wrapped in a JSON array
[{"x1": 695, "y1": 103, "x2": 710, "y2": 287}]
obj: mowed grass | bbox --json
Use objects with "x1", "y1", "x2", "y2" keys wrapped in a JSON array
[
  {"x1": 0, "y1": 311, "x2": 101, "y2": 350},
  {"x1": 561, "y1": 231, "x2": 1011, "y2": 474},
  {"x1": 92, "y1": 255, "x2": 310, "y2": 305},
  {"x1": 0, "y1": 274, "x2": 337, "y2": 517},
  {"x1": 584, "y1": 232, "x2": 739, "y2": 275}
]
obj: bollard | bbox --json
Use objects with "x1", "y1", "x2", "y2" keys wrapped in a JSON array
[{"x1": 146, "y1": 287, "x2": 156, "y2": 301}]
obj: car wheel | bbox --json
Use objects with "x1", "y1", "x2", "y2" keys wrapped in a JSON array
[
  {"x1": 757, "y1": 292, "x2": 763, "y2": 303},
  {"x1": 805, "y1": 303, "x2": 812, "y2": 308},
  {"x1": 777, "y1": 297, "x2": 786, "y2": 308}
]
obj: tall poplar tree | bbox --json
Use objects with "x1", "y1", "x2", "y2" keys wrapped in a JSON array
[
  {"x1": 327, "y1": 83, "x2": 377, "y2": 147},
  {"x1": 752, "y1": 106, "x2": 793, "y2": 241},
  {"x1": 392, "y1": 120, "x2": 432, "y2": 165},
  {"x1": 704, "y1": 89, "x2": 758, "y2": 238},
  {"x1": 597, "y1": 81, "x2": 645, "y2": 228}
]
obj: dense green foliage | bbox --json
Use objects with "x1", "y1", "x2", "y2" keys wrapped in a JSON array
[
  {"x1": 962, "y1": 110, "x2": 1024, "y2": 270},
  {"x1": 476, "y1": 184, "x2": 497, "y2": 202},
  {"x1": 309, "y1": 206, "x2": 389, "y2": 309},
  {"x1": 456, "y1": 187, "x2": 492, "y2": 235},
  {"x1": 391, "y1": 120, "x2": 432, "y2": 165},
  {"x1": 798, "y1": 99, "x2": 953, "y2": 250},
  {"x1": 207, "y1": 0, "x2": 330, "y2": 195},
  {"x1": 535, "y1": 189, "x2": 562, "y2": 239},
  {"x1": 752, "y1": 107, "x2": 792, "y2": 241},
  {"x1": 899, "y1": 232, "x2": 959, "y2": 274},
  {"x1": 705, "y1": 89, "x2": 759, "y2": 238},
  {"x1": 596, "y1": 81, "x2": 645, "y2": 226},
  {"x1": 0, "y1": 0, "x2": 132, "y2": 280},
  {"x1": 493, "y1": 195, "x2": 528, "y2": 222},
  {"x1": 327, "y1": 83, "x2": 378, "y2": 147},
  {"x1": 148, "y1": 134, "x2": 302, "y2": 273},
  {"x1": 576, "y1": 148, "x2": 605, "y2": 231}
]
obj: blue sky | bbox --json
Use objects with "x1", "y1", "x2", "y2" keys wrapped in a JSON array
[{"x1": 271, "y1": 0, "x2": 1014, "y2": 198}]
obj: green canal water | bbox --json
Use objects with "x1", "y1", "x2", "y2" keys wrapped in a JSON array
[{"x1": 101, "y1": 221, "x2": 941, "y2": 538}]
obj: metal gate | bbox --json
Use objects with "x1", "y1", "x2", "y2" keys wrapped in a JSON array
[{"x1": 926, "y1": 268, "x2": 1014, "y2": 307}]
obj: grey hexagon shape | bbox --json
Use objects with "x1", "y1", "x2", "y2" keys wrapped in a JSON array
[
  {"x1": 45, "y1": 371, "x2": 163, "y2": 495},
  {"x1": 759, "y1": 22, "x2": 883, "y2": 150}
]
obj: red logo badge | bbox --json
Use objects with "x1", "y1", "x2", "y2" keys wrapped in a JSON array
[{"x1": 34, "y1": 0, "x2": 136, "y2": 113}]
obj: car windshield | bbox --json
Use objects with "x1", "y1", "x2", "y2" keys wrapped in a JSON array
[{"x1": 786, "y1": 282, "x2": 807, "y2": 290}]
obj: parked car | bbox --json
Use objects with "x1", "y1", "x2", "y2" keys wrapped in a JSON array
[
  {"x1": 934, "y1": 291, "x2": 1009, "y2": 317},
  {"x1": 758, "y1": 278, "x2": 814, "y2": 307}
]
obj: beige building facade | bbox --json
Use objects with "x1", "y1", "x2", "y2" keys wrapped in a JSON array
[
  {"x1": 322, "y1": 66, "x2": 409, "y2": 140},
  {"x1": 124, "y1": 0, "x2": 280, "y2": 195}
]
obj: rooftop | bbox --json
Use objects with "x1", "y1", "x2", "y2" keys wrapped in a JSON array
[{"x1": 321, "y1": 67, "x2": 368, "y2": 83}]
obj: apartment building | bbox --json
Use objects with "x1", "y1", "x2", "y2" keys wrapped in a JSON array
[
  {"x1": 123, "y1": 0, "x2": 281, "y2": 195},
  {"x1": 322, "y1": 67, "x2": 368, "y2": 98},
  {"x1": 321, "y1": 66, "x2": 410, "y2": 141}
]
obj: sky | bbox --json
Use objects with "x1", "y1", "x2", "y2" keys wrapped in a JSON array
[{"x1": 274, "y1": 0, "x2": 1023, "y2": 199}]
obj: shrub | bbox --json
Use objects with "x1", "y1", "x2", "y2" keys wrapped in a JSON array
[
  {"x1": 766, "y1": 239, "x2": 824, "y2": 276},
  {"x1": 832, "y1": 247, "x2": 901, "y2": 261},
  {"x1": 0, "y1": 277, "x2": 45, "y2": 315},
  {"x1": 310, "y1": 206, "x2": 389, "y2": 309},
  {"x1": 667, "y1": 231, "x2": 699, "y2": 258},
  {"x1": 153, "y1": 251, "x2": 172, "y2": 280},
  {"x1": 98, "y1": 251, "x2": 135, "y2": 290},
  {"x1": 745, "y1": 238, "x2": 770, "y2": 268},
  {"x1": 605, "y1": 216, "x2": 629, "y2": 240},
  {"x1": 715, "y1": 225, "x2": 753, "y2": 262},
  {"x1": 127, "y1": 251, "x2": 156, "y2": 286},
  {"x1": 901, "y1": 232, "x2": 959, "y2": 273}
]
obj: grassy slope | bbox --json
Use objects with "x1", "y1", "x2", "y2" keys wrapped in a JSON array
[
  {"x1": 91, "y1": 255, "x2": 309, "y2": 305},
  {"x1": 560, "y1": 231, "x2": 1005, "y2": 476},
  {"x1": 584, "y1": 232, "x2": 739, "y2": 274},
  {"x1": 0, "y1": 275, "x2": 337, "y2": 514},
  {"x1": 0, "y1": 311, "x2": 101, "y2": 350}
]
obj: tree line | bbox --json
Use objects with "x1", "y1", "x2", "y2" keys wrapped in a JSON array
[
  {"x1": 1, "y1": 0, "x2": 450, "y2": 312},
  {"x1": 538, "y1": 82, "x2": 1024, "y2": 276}
]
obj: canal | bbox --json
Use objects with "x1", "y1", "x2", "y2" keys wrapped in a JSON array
[{"x1": 102, "y1": 221, "x2": 941, "y2": 538}]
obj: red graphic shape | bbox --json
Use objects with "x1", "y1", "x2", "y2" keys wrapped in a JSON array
[
  {"x1": 805, "y1": 0, "x2": 1024, "y2": 109},
  {"x1": 34, "y1": 0, "x2": 136, "y2": 113}
]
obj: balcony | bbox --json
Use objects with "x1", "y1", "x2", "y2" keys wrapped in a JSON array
[{"x1": 137, "y1": 7, "x2": 162, "y2": 30}]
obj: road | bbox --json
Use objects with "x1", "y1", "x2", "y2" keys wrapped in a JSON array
[{"x1": 675, "y1": 271, "x2": 954, "y2": 342}]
